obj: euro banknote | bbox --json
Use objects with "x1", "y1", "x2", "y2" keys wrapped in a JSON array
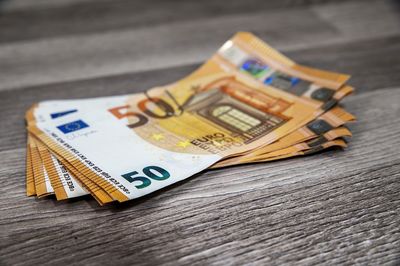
[{"x1": 26, "y1": 32, "x2": 355, "y2": 204}]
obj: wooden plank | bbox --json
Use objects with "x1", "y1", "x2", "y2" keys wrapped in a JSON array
[
  {"x1": 0, "y1": 0, "x2": 99, "y2": 12},
  {"x1": 0, "y1": 6, "x2": 338, "y2": 91},
  {"x1": 0, "y1": 0, "x2": 350, "y2": 42},
  {"x1": 311, "y1": 0, "x2": 400, "y2": 40},
  {"x1": 1, "y1": 0, "x2": 399, "y2": 91},
  {"x1": 0, "y1": 87, "x2": 399, "y2": 265},
  {"x1": 1, "y1": 1, "x2": 399, "y2": 264}
]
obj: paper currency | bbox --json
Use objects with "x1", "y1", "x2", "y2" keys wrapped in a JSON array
[
  {"x1": 213, "y1": 106, "x2": 355, "y2": 167},
  {"x1": 25, "y1": 32, "x2": 355, "y2": 205}
]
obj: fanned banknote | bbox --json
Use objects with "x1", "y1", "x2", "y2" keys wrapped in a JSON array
[{"x1": 25, "y1": 32, "x2": 355, "y2": 205}]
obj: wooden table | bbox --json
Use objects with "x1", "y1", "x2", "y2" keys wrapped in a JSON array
[{"x1": 1, "y1": 0, "x2": 399, "y2": 265}]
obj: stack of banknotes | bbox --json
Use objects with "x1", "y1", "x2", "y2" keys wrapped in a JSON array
[{"x1": 26, "y1": 32, "x2": 355, "y2": 205}]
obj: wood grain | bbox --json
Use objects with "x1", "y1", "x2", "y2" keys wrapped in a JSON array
[
  {"x1": 0, "y1": 0, "x2": 399, "y2": 265},
  {"x1": 0, "y1": 88, "x2": 399, "y2": 265},
  {"x1": 0, "y1": 0, "x2": 350, "y2": 42},
  {"x1": 1, "y1": 0, "x2": 399, "y2": 91}
]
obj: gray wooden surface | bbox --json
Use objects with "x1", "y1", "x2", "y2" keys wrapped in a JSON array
[{"x1": 0, "y1": 0, "x2": 399, "y2": 265}]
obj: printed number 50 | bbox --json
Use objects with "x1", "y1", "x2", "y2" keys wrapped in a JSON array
[{"x1": 122, "y1": 166, "x2": 170, "y2": 189}]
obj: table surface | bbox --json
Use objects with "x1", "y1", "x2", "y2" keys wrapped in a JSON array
[{"x1": 1, "y1": 0, "x2": 399, "y2": 265}]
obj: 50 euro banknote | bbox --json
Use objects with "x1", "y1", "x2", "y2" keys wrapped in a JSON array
[
  {"x1": 26, "y1": 32, "x2": 354, "y2": 204},
  {"x1": 26, "y1": 101, "x2": 354, "y2": 201},
  {"x1": 26, "y1": 100, "x2": 353, "y2": 202}
]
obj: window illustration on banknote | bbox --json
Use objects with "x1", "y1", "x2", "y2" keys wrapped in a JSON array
[{"x1": 184, "y1": 77, "x2": 291, "y2": 143}]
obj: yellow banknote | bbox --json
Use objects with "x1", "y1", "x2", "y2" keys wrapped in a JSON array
[
  {"x1": 242, "y1": 139, "x2": 348, "y2": 164},
  {"x1": 26, "y1": 32, "x2": 355, "y2": 204},
  {"x1": 26, "y1": 137, "x2": 36, "y2": 196},
  {"x1": 29, "y1": 138, "x2": 54, "y2": 197},
  {"x1": 213, "y1": 106, "x2": 355, "y2": 167}
]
